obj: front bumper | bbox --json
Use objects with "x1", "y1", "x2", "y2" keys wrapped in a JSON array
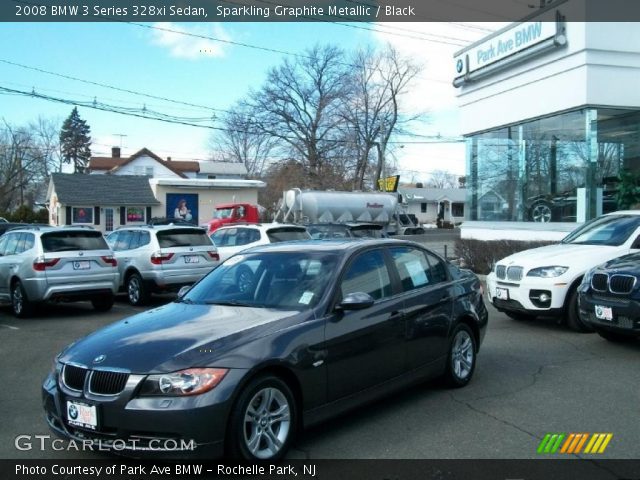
[
  {"x1": 486, "y1": 272, "x2": 570, "y2": 315},
  {"x1": 41, "y1": 367, "x2": 247, "y2": 459},
  {"x1": 578, "y1": 290, "x2": 640, "y2": 334}
]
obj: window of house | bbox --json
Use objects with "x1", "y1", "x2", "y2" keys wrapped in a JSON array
[
  {"x1": 72, "y1": 207, "x2": 93, "y2": 224},
  {"x1": 452, "y1": 203, "x2": 464, "y2": 217},
  {"x1": 145, "y1": 166, "x2": 154, "y2": 176},
  {"x1": 126, "y1": 207, "x2": 145, "y2": 223},
  {"x1": 421, "y1": 203, "x2": 427, "y2": 213}
]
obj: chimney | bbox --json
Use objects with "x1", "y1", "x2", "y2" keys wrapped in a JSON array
[
  {"x1": 167, "y1": 156, "x2": 172, "y2": 162},
  {"x1": 112, "y1": 147, "x2": 121, "y2": 158}
]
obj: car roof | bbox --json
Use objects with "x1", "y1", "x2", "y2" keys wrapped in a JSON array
[
  {"x1": 244, "y1": 238, "x2": 417, "y2": 254},
  {"x1": 604, "y1": 210, "x2": 640, "y2": 216},
  {"x1": 214, "y1": 223, "x2": 304, "y2": 232},
  {"x1": 117, "y1": 224, "x2": 206, "y2": 231}
]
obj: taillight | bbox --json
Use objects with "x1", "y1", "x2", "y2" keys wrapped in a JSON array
[
  {"x1": 150, "y1": 251, "x2": 174, "y2": 265},
  {"x1": 101, "y1": 255, "x2": 118, "y2": 267},
  {"x1": 207, "y1": 251, "x2": 220, "y2": 261},
  {"x1": 33, "y1": 257, "x2": 60, "y2": 271}
]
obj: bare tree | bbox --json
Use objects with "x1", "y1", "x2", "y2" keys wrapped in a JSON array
[
  {"x1": 248, "y1": 45, "x2": 351, "y2": 187},
  {"x1": 427, "y1": 169, "x2": 459, "y2": 189}
]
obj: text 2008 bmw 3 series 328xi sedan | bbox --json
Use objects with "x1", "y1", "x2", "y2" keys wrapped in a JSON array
[{"x1": 42, "y1": 239, "x2": 488, "y2": 460}]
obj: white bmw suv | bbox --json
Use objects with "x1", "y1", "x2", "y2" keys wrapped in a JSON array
[{"x1": 486, "y1": 211, "x2": 640, "y2": 331}]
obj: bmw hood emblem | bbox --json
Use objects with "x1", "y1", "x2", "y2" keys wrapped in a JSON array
[{"x1": 93, "y1": 354, "x2": 107, "y2": 364}]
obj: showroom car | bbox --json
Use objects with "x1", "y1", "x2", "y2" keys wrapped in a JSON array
[
  {"x1": 210, "y1": 223, "x2": 310, "y2": 262},
  {"x1": 0, "y1": 226, "x2": 119, "y2": 317},
  {"x1": 579, "y1": 253, "x2": 640, "y2": 341},
  {"x1": 487, "y1": 211, "x2": 640, "y2": 331},
  {"x1": 42, "y1": 239, "x2": 487, "y2": 460},
  {"x1": 106, "y1": 225, "x2": 219, "y2": 306}
]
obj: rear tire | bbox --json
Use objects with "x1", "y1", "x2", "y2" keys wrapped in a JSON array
[
  {"x1": 91, "y1": 295, "x2": 114, "y2": 312},
  {"x1": 444, "y1": 323, "x2": 477, "y2": 388},
  {"x1": 127, "y1": 273, "x2": 150, "y2": 306},
  {"x1": 565, "y1": 288, "x2": 594, "y2": 332},
  {"x1": 11, "y1": 280, "x2": 34, "y2": 318},
  {"x1": 595, "y1": 328, "x2": 635, "y2": 343},
  {"x1": 227, "y1": 375, "x2": 296, "y2": 461}
]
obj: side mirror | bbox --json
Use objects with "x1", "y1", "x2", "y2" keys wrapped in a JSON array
[
  {"x1": 338, "y1": 292, "x2": 375, "y2": 311},
  {"x1": 177, "y1": 285, "x2": 191, "y2": 299}
]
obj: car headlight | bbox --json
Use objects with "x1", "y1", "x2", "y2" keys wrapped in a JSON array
[
  {"x1": 527, "y1": 266, "x2": 569, "y2": 278},
  {"x1": 139, "y1": 368, "x2": 228, "y2": 397}
]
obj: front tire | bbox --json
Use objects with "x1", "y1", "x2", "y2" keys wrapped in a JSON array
[
  {"x1": 530, "y1": 202, "x2": 553, "y2": 222},
  {"x1": 11, "y1": 280, "x2": 34, "y2": 318},
  {"x1": 227, "y1": 375, "x2": 296, "y2": 461},
  {"x1": 565, "y1": 288, "x2": 594, "y2": 332},
  {"x1": 444, "y1": 323, "x2": 477, "y2": 388},
  {"x1": 127, "y1": 273, "x2": 150, "y2": 306}
]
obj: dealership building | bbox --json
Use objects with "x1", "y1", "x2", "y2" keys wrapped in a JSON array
[{"x1": 455, "y1": 0, "x2": 640, "y2": 233}]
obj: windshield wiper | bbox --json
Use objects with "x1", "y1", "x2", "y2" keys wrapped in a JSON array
[{"x1": 205, "y1": 300, "x2": 252, "y2": 307}]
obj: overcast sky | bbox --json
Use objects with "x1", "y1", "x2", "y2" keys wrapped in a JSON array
[{"x1": 0, "y1": 21, "x2": 506, "y2": 181}]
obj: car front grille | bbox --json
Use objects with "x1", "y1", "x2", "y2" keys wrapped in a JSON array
[
  {"x1": 62, "y1": 364, "x2": 128, "y2": 396},
  {"x1": 591, "y1": 273, "x2": 608, "y2": 292},
  {"x1": 63, "y1": 365, "x2": 88, "y2": 391},
  {"x1": 89, "y1": 370, "x2": 129, "y2": 395},
  {"x1": 506, "y1": 266, "x2": 523, "y2": 282},
  {"x1": 591, "y1": 273, "x2": 637, "y2": 295},
  {"x1": 609, "y1": 275, "x2": 636, "y2": 294},
  {"x1": 496, "y1": 265, "x2": 506, "y2": 279}
]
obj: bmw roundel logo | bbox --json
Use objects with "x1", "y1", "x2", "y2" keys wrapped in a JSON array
[
  {"x1": 456, "y1": 59, "x2": 464, "y2": 74},
  {"x1": 93, "y1": 354, "x2": 106, "y2": 364},
  {"x1": 68, "y1": 404, "x2": 78, "y2": 420}
]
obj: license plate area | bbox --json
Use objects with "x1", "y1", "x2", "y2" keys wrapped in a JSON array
[
  {"x1": 595, "y1": 305, "x2": 613, "y2": 321},
  {"x1": 184, "y1": 255, "x2": 200, "y2": 264},
  {"x1": 73, "y1": 260, "x2": 91, "y2": 270},
  {"x1": 66, "y1": 400, "x2": 99, "y2": 430},
  {"x1": 496, "y1": 287, "x2": 509, "y2": 300}
]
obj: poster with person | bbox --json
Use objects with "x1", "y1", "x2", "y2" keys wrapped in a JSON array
[{"x1": 166, "y1": 193, "x2": 198, "y2": 225}]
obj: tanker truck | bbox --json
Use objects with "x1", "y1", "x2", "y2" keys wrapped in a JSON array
[{"x1": 274, "y1": 188, "x2": 424, "y2": 235}]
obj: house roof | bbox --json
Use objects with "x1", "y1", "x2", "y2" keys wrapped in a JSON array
[
  {"x1": 399, "y1": 187, "x2": 467, "y2": 203},
  {"x1": 198, "y1": 161, "x2": 248, "y2": 176},
  {"x1": 50, "y1": 173, "x2": 160, "y2": 206},
  {"x1": 88, "y1": 148, "x2": 198, "y2": 178}
]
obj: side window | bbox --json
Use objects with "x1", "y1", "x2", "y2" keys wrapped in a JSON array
[
  {"x1": 235, "y1": 228, "x2": 252, "y2": 246},
  {"x1": 4, "y1": 233, "x2": 20, "y2": 256},
  {"x1": 115, "y1": 231, "x2": 133, "y2": 251},
  {"x1": 22, "y1": 233, "x2": 35, "y2": 252},
  {"x1": 340, "y1": 250, "x2": 392, "y2": 300},
  {"x1": 425, "y1": 251, "x2": 448, "y2": 284},
  {"x1": 247, "y1": 229, "x2": 261, "y2": 243},
  {"x1": 389, "y1": 247, "x2": 431, "y2": 292},
  {"x1": 106, "y1": 232, "x2": 119, "y2": 250},
  {"x1": 210, "y1": 230, "x2": 227, "y2": 247},
  {"x1": 223, "y1": 229, "x2": 238, "y2": 246},
  {"x1": 138, "y1": 231, "x2": 150, "y2": 248},
  {"x1": 128, "y1": 231, "x2": 141, "y2": 250},
  {"x1": 0, "y1": 235, "x2": 8, "y2": 255}
]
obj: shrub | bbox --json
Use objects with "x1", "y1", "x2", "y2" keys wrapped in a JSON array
[{"x1": 455, "y1": 238, "x2": 555, "y2": 275}]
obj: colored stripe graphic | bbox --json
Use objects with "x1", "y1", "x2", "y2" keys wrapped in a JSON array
[{"x1": 539, "y1": 433, "x2": 613, "y2": 454}]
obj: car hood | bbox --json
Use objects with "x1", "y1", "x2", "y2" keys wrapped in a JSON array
[
  {"x1": 497, "y1": 243, "x2": 627, "y2": 271},
  {"x1": 58, "y1": 302, "x2": 304, "y2": 373},
  {"x1": 598, "y1": 252, "x2": 640, "y2": 273}
]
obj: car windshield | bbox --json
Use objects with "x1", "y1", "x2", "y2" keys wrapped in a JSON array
[
  {"x1": 561, "y1": 215, "x2": 640, "y2": 246},
  {"x1": 41, "y1": 231, "x2": 108, "y2": 252},
  {"x1": 213, "y1": 208, "x2": 233, "y2": 219},
  {"x1": 350, "y1": 226, "x2": 384, "y2": 238},
  {"x1": 157, "y1": 229, "x2": 212, "y2": 248},
  {"x1": 308, "y1": 225, "x2": 347, "y2": 239},
  {"x1": 182, "y1": 251, "x2": 338, "y2": 309}
]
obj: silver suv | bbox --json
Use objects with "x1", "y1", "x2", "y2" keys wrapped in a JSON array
[
  {"x1": 106, "y1": 225, "x2": 219, "y2": 306},
  {"x1": 0, "y1": 226, "x2": 119, "y2": 317}
]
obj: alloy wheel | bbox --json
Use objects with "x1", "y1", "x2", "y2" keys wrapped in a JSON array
[
  {"x1": 451, "y1": 330, "x2": 474, "y2": 380},
  {"x1": 242, "y1": 387, "x2": 291, "y2": 459},
  {"x1": 531, "y1": 204, "x2": 552, "y2": 222},
  {"x1": 128, "y1": 277, "x2": 140, "y2": 304},
  {"x1": 12, "y1": 284, "x2": 23, "y2": 316}
]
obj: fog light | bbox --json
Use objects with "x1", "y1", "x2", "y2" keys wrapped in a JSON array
[
  {"x1": 539, "y1": 293, "x2": 550, "y2": 303},
  {"x1": 529, "y1": 289, "x2": 552, "y2": 308}
]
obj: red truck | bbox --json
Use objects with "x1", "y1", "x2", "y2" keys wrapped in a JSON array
[{"x1": 203, "y1": 203, "x2": 261, "y2": 234}]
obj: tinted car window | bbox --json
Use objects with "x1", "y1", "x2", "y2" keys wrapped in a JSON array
[
  {"x1": 138, "y1": 231, "x2": 150, "y2": 248},
  {"x1": 425, "y1": 251, "x2": 448, "y2": 284},
  {"x1": 235, "y1": 228, "x2": 260, "y2": 246},
  {"x1": 341, "y1": 249, "x2": 392, "y2": 300},
  {"x1": 390, "y1": 247, "x2": 431, "y2": 292},
  {"x1": 0, "y1": 235, "x2": 8, "y2": 255},
  {"x1": 157, "y1": 228, "x2": 212, "y2": 248},
  {"x1": 350, "y1": 226, "x2": 385, "y2": 238},
  {"x1": 210, "y1": 229, "x2": 227, "y2": 246},
  {"x1": 267, "y1": 228, "x2": 309, "y2": 243},
  {"x1": 3, "y1": 233, "x2": 20, "y2": 255},
  {"x1": 22, "y1": 233, "x2": 35, "y2": 252},
  {"x1": 562, "y1": 215, "x2": 640, "y2": 246},
  {"x1": 115, "y1": 231, "x2": 133, "y2": 251},
  {"x1": 40, "y1": 231, "x2": 109, "y2": 252}
]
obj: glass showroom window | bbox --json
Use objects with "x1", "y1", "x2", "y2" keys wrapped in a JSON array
[{"x1": 466, "y1": 108, "x2": 638, "y2": 222}]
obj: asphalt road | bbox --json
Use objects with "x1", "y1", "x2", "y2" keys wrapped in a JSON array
[{"x1": 1, "y1": 295, "x2": 639, "y2": 460}]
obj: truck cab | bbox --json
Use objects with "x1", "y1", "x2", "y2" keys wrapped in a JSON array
[{"x1": 204, "y1": 203, "x2": 260, "y2": 234}]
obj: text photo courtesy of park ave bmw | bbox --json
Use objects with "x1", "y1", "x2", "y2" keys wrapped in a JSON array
[{"x1": 3, "y1": 0, "x2": 640, "y2": 479}]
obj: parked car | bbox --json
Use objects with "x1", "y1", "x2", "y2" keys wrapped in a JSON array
[
  {"x1": 578, "y1": 253, "x2": 640, "y2": 341},
  {"x1": 527, "y1": 185, "x2": 618, "y2": 223},
  {"x1": 106, "y1": 225, "x2": 219, "y2": 306},
  {"x1": 487, "y1": 211, "x2": 640, "y2": 331},
  {"x1": 0, "y1": 226, "x2": 118, "y2": 317},
  {"x1": 0, "y1": 222, "x2": 49, "y2": 237},
  {"x1": 307, "y1": 222, "x2": 388, "y2": 239},
  {"x1": 0, "y1": 217, "x2": 7, "y2": 223},
  {"x1": 210, "y1": 223, "x2": 311, "y2": 262},
  {"x1": 42, "y1": 239, "x2": 487, "y2": 460}
]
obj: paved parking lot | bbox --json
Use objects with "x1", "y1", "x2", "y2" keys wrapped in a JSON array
[{"x1": 1, "y1": 295, "x2": 639, "y2": 460}]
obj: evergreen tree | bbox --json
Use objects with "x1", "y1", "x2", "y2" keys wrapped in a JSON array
[{"x1": 59, "y1": 107, "x2": 92, "y2": 173}]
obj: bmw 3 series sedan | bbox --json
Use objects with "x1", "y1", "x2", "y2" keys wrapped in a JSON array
[{"x1": 42, "y1": 239, "x2": 488, "y2": 460}]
